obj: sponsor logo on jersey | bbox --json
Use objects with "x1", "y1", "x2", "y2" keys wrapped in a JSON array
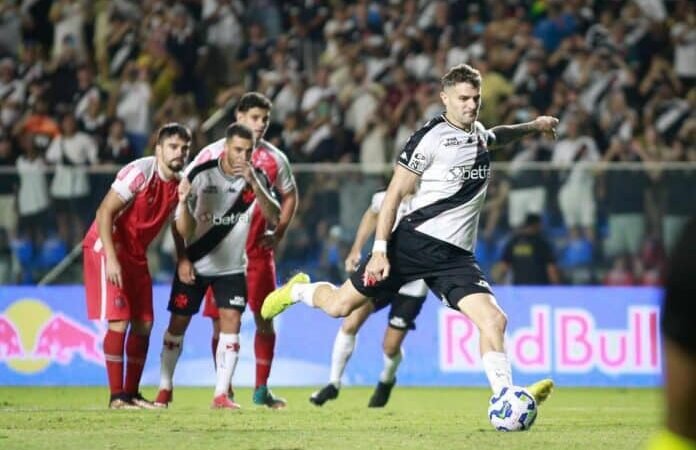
[
  {"x1": 228, "y1": 296, "x2": 246, "y2": 306},
  {"x1": 444, "y1": 137, "x2": 466, "y2": 147},
  {"x1": 212, "y1": 212, "x2": 250, "y2": 226},
  {"x1": 203, "y1": 186, "x2": 218, "y2": 194},
  {"x1": 408, "y1": 153, "x2": 427, "y2": 172},
  {"x1": 445, "y1": 164, "x2": 491, "y2": 182}
]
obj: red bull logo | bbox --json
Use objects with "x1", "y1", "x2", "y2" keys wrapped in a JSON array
[{"x1": 0, "y1": 299, "x2": 104, "y2": 374}]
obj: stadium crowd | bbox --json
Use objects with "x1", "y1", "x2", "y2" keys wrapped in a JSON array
[{"x1": 0, "y1": 0, "x2": 694, "y2": 286}]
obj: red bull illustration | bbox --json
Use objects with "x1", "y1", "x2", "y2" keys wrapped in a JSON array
[
  {"x1": 0, "y1": 316, "x2": 23, "y2": 359},
  {"x1": 0, "y1": 296, "x2": 104, "y2": 377},
  {"x1": 33, "y1": 314, "x2": 104, "y2": 365}
]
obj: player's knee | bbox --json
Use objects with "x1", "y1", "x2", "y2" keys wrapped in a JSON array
[
  {"x1": 480, "y1": 309, "x2": 507, "y2": 336},
  {"x1": 168, "y1": 314, "x2": 190, "y2": 335},
  {"x1": 327, "y1": 302, "x2": 354, "y2": 318},
  {"x1": 130, "y1": 320, "x2": 153, "y2": 335},
  {"x1": 383, "y1": 342, "x2": 401, "y2": 358}
]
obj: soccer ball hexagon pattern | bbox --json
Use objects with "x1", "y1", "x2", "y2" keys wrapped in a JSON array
[{"x1": 487, "y1": 386, "x2": 538, "y2": 432}]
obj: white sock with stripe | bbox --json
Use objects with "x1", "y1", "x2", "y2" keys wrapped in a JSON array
[
  {"x1": 214, "y1": 333, "x2": 240, "y2": 397},
  {"x1": 159, "y1": 331, "x2": 183, "y2": 390}
]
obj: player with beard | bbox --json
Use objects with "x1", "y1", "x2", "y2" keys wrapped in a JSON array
[
  {"x1": 155, "y1": 92, "x2": 297, "y2": 409},
  {"x1": 262, "y1": 64, "x2": 558, "y2": 407},
  {"x1": 83, "y1": 123, "x2": 191, "y2": 409}
]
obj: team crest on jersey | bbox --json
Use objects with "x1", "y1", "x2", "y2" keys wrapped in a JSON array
[
  {"x1": 241, "y1": 187, "x2": 255, "y2": 204},
  {"x1": 408, "y1": 153, "x2": 427, "y2": 172}
]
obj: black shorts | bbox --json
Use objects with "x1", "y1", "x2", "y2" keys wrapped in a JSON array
[
  {"x1": 350, "y1": 224, "x2": 492, "y2": 310},
  {"x1": 168, "y1": 272, "x2": 247, "y2": 316},
  {"x1": 372, "y1": 292, "x2": 426, "y2": 331}
]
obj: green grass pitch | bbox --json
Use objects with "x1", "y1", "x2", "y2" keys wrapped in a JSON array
[{"x1": 0, "y1": 386, "x2": 660, "y2": 450}]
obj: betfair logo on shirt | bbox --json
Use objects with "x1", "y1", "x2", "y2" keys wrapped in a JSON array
[
  {"x1": 212, "y1": 212, "x2": 250, "y2": 226},
  {"x1": 445, "y1": 165, "x2": 491, "y2": 182}
]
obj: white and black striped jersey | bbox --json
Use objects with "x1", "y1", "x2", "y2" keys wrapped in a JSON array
[
  {"x1": 177, "y1": 158, "x2": 270, "y2": 276},
  {"x1": 396, "y1": 114, "x2": 494, "y2": 252}
]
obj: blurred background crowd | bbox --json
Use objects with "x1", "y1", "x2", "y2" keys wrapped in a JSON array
[{"x1": 0, "y1": 0, "x2": 694, "y2": 287}]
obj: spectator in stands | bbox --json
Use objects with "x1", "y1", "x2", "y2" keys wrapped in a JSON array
[
  {"x1": 15, "y1": 132, "x2": 49, "y2": 251},
  {"x1": 604, "y1": 254, "x2": 636, "y2": 286},
  {"x1": 0, "y1": 131, "x2": 18, "y2": 241},
  {"x1": 494, "y1": 214, "x2": 561, "y2": 285},
  {"x1": 49, "y1": 0, "x2": 87, "y2": 62},
  {"x1": 552, "y1": 114, "x2": 600, "y2": 242},
  {"x1": 660, "y1": 141, "x2": 696, "y2": 254},
  {"x1": 0, "y1": 58, "x2": 25, "y2": 130},
  {"x1": 12, "y1": 97, "x2": 59, "y2": 152},
  {"x1": 669, "y1": 0, "x2": 695, "y2": 88},
  {"x1": 599, "y1": 131, "x2": 651, "y2": 261},
  {"x1": 506, "y1": 135, "x2": 552, "y2": 229},
  {"x1": 101, "y1": 118, "x2": 134, "y2": 165},
  {"x1": 45, "y1": 112, "x2": 98, "y2": 246},
  {"x1": 110, "y1": 61, "x2": 151, "y2": 156}
]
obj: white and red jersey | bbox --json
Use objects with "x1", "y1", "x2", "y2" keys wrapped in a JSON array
[
  {"x1": 193, "y1": 138, "x2": 296, "y2": 259},
  {"x1": 83, "y1": 156, "x2": 179, "y2": 260}
]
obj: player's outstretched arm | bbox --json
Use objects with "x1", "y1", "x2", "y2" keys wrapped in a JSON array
[
  {"x1": 366, "y1": 166, "x2": 419, "y2": 282},
  {"x1": 489, "y1": 116, "x2": 559, "y2": 149},
  {"x1": 95, "y1": 190, "x2": 128, "y2": 288}
]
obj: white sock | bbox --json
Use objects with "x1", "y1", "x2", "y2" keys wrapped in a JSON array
[
  {"x1": 291, "y1": 282, "x2": 334, "y2": 307},
  {"x1": 379, "y1": 348, "x2": 403, "y2": 383},
  {"x1": 329, "y1": 329, "x2": 356, "y2": 388},
  {"x1": 159, "y1": 331, "x2": 183, "y2": 390},
  {"x1": 214, "y1": 333, "x2": 240, "y2": 396},
  {"x1": 482, "y1": 351, "x2": 513, "y2": 393}
]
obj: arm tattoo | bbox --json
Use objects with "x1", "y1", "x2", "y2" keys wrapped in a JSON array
[{"x1": 489, "y1": 122, "x2": 537, "y2": 148}]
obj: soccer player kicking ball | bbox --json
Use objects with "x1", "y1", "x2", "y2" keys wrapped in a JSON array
[
  {"x1": 311, "y1": 190, "x2": 427, "y2": 408},
  {"x1": 155, "y1": 123, "x2": 280, "y2": 409},
  {"x1": 263, "y1": 64, "x2": 557, "y2": 407},
  {"x1": 83, "y1": 123, "x2": 191, "y2": 409},
  {"x1": 195, "y1": 93, "x2": 297, "y2": 408}
]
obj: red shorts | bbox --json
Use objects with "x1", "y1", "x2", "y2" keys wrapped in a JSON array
[
  {"x1": 202, "y1": 256, "x2": 276, "y2": 318},
  {"x1": 84, "y1": 247, "x2": 153, "y2": 321}
]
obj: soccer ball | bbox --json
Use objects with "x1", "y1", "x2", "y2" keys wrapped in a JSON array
[{"x1": 487, "y1": 386, "x2": 538, "y2": 431}]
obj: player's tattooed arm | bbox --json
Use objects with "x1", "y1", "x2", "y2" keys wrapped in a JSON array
[{"x1": 489, "y1": 116, "x2": 559, "y2": 149}]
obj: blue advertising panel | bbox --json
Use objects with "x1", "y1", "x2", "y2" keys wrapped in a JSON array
[{"x1": 0, "y1": 286, "x2": 663, "y2": 387}]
